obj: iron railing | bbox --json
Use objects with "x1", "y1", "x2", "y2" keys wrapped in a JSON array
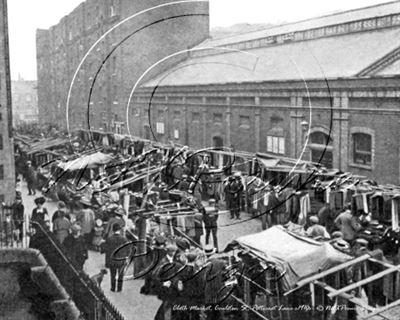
[{"x1": 0, "y1": 204, "x2": 125, "y2": 320}]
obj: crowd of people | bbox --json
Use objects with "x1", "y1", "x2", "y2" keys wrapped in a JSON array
[{"x1": 2, "y1": 142, "x2": 387, "y2": 320}]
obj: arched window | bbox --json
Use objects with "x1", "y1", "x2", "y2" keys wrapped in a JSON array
[{"x1": 353, "y1": 133, "x2": 372, "y2": 165}]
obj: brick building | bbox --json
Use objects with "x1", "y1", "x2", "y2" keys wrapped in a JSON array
[
  {"x1": 36, "y1": 0, "x2": 209, "y2": 132},
  {"x1": 134, "y1": 1, "x2": 400, "y2": 185},
  {"x1": 11, "y1": 79, "x2": 38, "y2": 126},
  {"x1": 0, "y1": 0, "x2": 15, "y2": 203}
]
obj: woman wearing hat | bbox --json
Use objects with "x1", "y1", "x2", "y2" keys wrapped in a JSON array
[
  {"x1": 77, "y1": 201, "x2": 95, "y2": 245},
  {"x1": 53, "y1": 210, "x2": 71, "y2": 245},
  {"x1": 31, "y1": 197, "x2": 49, "y2": 228}
]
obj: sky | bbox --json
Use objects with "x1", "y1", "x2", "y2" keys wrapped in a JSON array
[{"x1": 7, "y1": 0, "x2": 392, "y2": 80}]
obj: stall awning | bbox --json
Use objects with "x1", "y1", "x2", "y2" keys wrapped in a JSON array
[
  {"x1": 258, "y1": 158, "x2": 280, "y2": 168},
  {"x1": 227, "y1": 226, "x2": 352, "y2": 292},
  {"x1": 27, "y1": 138, "x2": 71, "y2": 155},
  {"x1": 58, "y1": 152, "x2": 114, "y2": 171}
]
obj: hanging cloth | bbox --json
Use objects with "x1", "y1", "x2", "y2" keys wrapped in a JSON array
[
  {"x1": 298, "y1": 193, "x2": 310, "y2": 226},
  {"x1": 264, "y1": 192, "x2": 270, "y2": 206},
  {"x1": 176, "y1": 215, "x2": 186, "y2": 233},
  {"x1": 362, "y1": 193, "x2": 369, "y2": 214},
  {"x1": 353, "y1": 194, "x2": 363, "y2": 213},
  {"x1": 392, "y1": 198, "x2": 399, "y2": 230},
  {"x1": 325, "y1": 187, "x2": 331, "y2": 204}
]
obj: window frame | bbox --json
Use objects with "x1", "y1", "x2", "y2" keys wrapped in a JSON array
[
  {"x1": 349, "y1": 128, "x2": 374, "y2": 170},
  {"x1": 353, "y1": 133, "x2": 372, "y2": 166},
  {"x1": 267, "y1": 135, "x2": 285, "y2": 155}
]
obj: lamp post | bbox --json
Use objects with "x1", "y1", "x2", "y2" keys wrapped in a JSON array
[{"x1": 300, "y1": 120, "x2": 309, "y2": 142}]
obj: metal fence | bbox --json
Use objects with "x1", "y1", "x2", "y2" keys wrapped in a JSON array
[{"x1": 0, "y1": 204, "x2": 125, "y2": 320}]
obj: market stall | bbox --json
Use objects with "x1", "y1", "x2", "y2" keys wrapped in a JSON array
[{"x1": 225, "y1": 225, "x2": 400, "y2": 320}]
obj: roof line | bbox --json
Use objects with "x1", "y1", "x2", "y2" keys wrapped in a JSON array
[
  {"x1": 209, "y1": 0, "x2": 400, "y2": 42},
  {"x1": 356, "y1": 45, "x2": 400, "y2": 76}
]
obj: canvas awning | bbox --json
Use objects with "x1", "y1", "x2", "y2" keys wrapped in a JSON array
[
  {"x1": 27, "y1": 138, "x2": 71, "y2": 155},
  {"x1": 57, "y1": 152, "x2": 114, "y2": 171},
  {"x1": 226, "y1": 226, "x2": 352, "y2": 292}
]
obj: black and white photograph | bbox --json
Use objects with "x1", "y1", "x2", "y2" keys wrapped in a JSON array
[{"x1": 1, "y1": 0, "x2": 400, "y2": 319}]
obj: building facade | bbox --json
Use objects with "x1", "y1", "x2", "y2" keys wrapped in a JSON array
[
  {"x1": 134, "y1": 1, "x2": 400, "y2": 185},
  {"x1": 0, "y1": 0, "x2": 15, "y2": 203},
  {"x1": 11, "y1": 79, "x2": 38, "y2": 126},
  {"x1": 36, "y1": 0, "x2": 209, "y2": 132}
]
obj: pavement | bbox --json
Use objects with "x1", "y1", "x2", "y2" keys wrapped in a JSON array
[{"x1": 18, "y1": 181, "x2": 262, "y2": 320}]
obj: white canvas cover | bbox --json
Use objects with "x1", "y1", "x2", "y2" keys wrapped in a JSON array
[
  {"x1": 230, "y1": 226, "x2": 352, "y2": 291},
  {"x1": 58, "y1": 152, "x2": 114, "y2": 171}
]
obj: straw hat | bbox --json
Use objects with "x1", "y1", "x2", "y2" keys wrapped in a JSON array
[
  {"x1": 204, "y1": 244, "x2": 216, "y2": 256},
  {"x1": 332, "y1": 239, "x2": 350, "y2": 251}
]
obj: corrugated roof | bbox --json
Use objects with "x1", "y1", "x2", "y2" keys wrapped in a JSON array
[
  {"x1": 143, "y1": 28, "x2": 400, "y2": 87},
  {"x1": 203, "y1": 1, "x2": 400, "y2": 47}
]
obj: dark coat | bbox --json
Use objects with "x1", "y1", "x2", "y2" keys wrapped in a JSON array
[
  {"x1": 153, "y1": 256, "x2": 183, "y2": 301},
  {"x1": 51, "y1": 210, "x2": 71, "y2": 223},
  {"x1": 4, "y1": 202, "x2": 24, "y2": 221},
  {"x1": 26, "y1": 166, "x2": 36, "y2": 183},
  {"x1": 177, "y1": 264, "x2": 206, "y2": 305},
  {"x1": 203, "y1": 258, "x2": 228, "y2": 304},
  {"x1": 224, "y1": 179, "x2": 243, "y2": 209},
  {"x1": 203, "y1": 208, "x2": 218, "y2": 228},
  {"x1": 63, "y1": 234, "x2": 88, "y2": 270},
  {"x1": 103, "y1": 232, "x2": 129, "y2": 268},
  {"x1": 31, "y1": 208, "x2": 49, "y2": 225}
]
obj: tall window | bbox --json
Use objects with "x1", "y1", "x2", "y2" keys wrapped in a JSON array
[
  {"x1": 0, "y1": 135, "x2": 2, "y2": 150},
  {"x1": 353, "y1": 133, "x2": 372, "y2": 165},
  {"x1": 267, "y1": 136, "x2": 285, "y2": 154},
  {"x1": 267, "y1": 116, "x2": 285, "y2": 155},
  {"x1": 0, "y1": 165, "x2": 4, "y2": 180},
  {"x1": 156, "y1": 122, "x2": 165, "y2": 134}
]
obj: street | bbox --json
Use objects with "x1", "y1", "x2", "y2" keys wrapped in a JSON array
[{"x1": 19, "y1": 180, "x2": 261, "y2": 320}]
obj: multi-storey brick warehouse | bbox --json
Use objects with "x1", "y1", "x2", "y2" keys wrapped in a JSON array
[
  {"x1": 0, "y1": 0, "x2": 15, "y2": 203},
  {"x1": 36, "y1": 0, "x2": 209, "y2": 132},
  {"x1": 134, "y1": 1, "x2": 400, "y2": 185}
]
